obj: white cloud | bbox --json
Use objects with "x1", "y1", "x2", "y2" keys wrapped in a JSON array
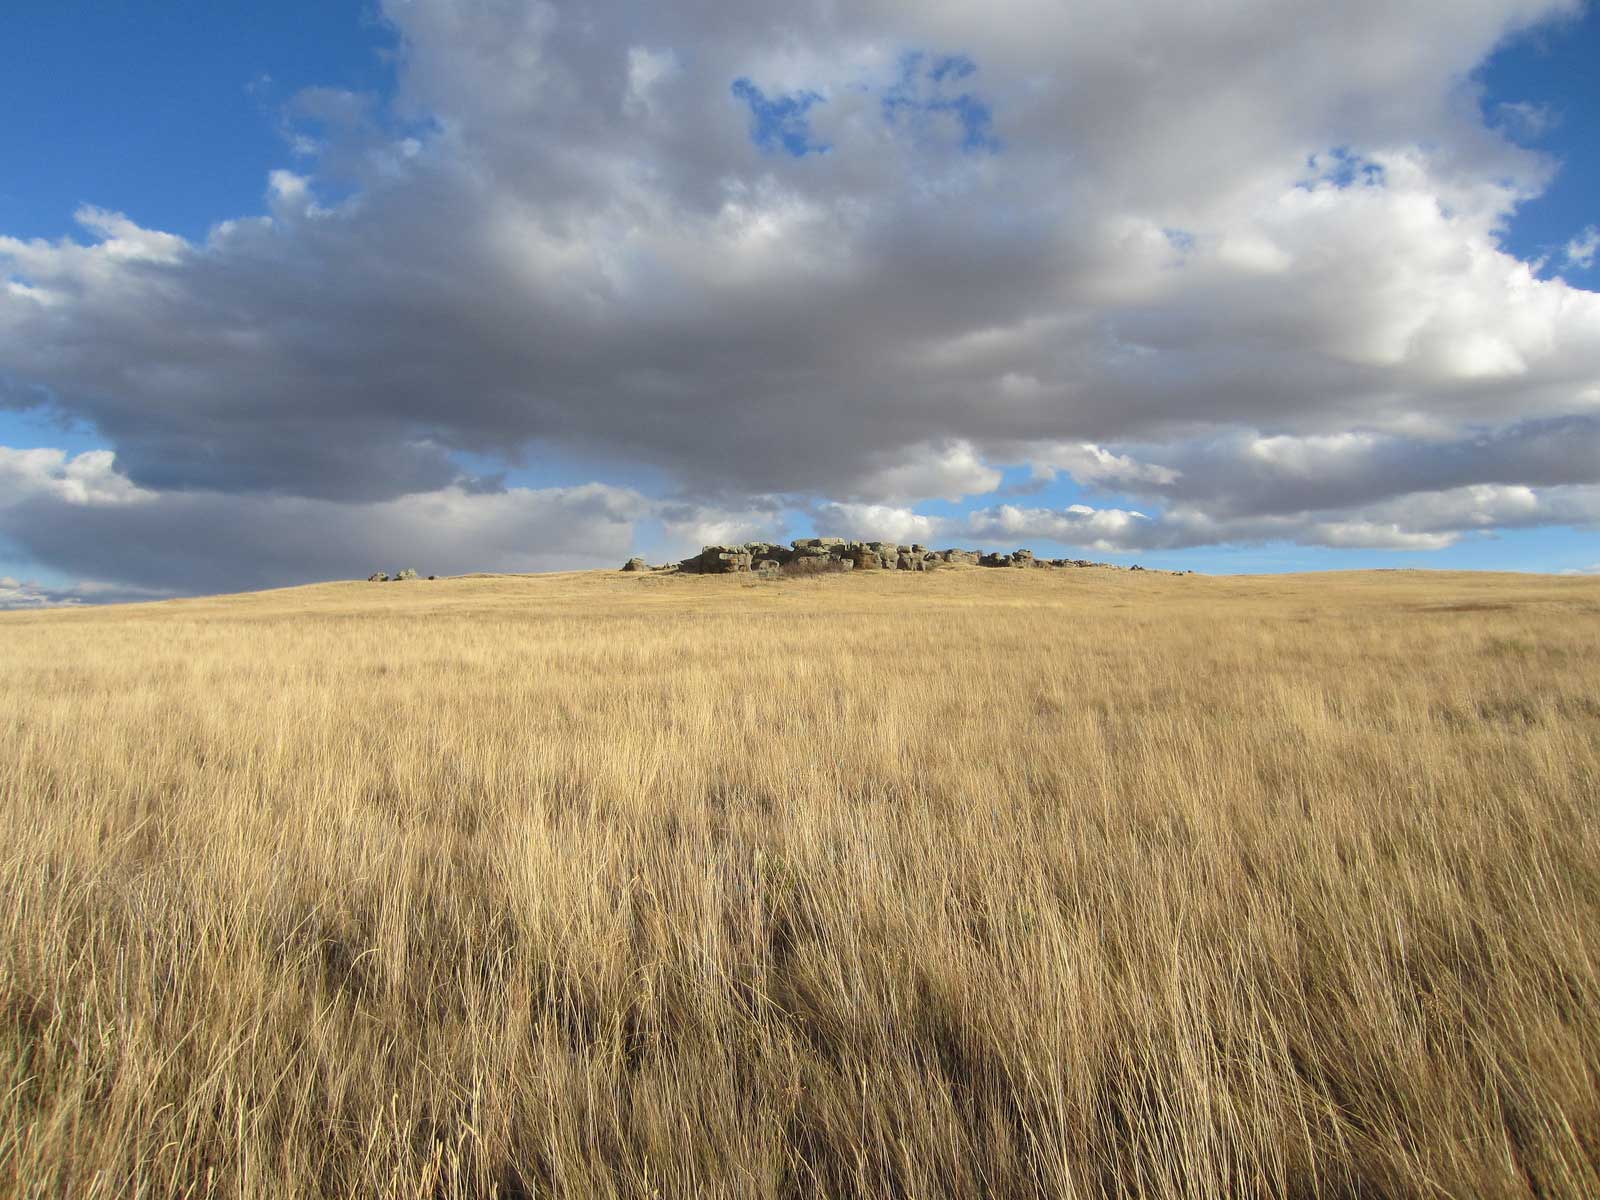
[
  {"x1": 962, "y1": 503, "x2": 1151, "y2": 551},
  {"x1": 851, "y1": 441, "x2": 1003, "y2": 504},
  {"x1": 654, "y1": 498, "x2": 786, "y2": 551},
  {"x1": 1027, "y1": 443, "x2": 1180, "y2": 489},
  {"x1": 812, "y1": 502, "x2": 949, "y2": 545},
  {"x1": 0, "y1": 446, "x2": 152, "y2": 505},
  {"x1": 1309, "y1": 522, "x2": 1460, "y2": 551},
  {"x1": 1565, "y1": 226, "x2": 1599, "y2": 271},
  {"x1": 0, "y1": 576, "x2": 171, "y2": 610},
  {"x1": 0, "y1": 446, "x2": 806, "y2": 592},
  {"x1": 1495, "y1": 99, "x2": 1559, "y2": 140},
  {"x1": 0, "y1": 577, "x2": 82, "y2": 609},
  {"x1": 624, "y1": 46, "x2": 680, "y2": 118}
]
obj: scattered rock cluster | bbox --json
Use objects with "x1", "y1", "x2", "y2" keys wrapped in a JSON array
[
  {"x1": 624, "y1": 540, "x2": 1187, "y2": 575},
  {"x1": 366, "y1": 569, "x2": 433, "y2": 582}
]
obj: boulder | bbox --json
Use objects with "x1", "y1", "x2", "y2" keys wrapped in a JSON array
[
  {"x1": 621, "y1": 557, "x2": 650, "y2": 572},
  {"x1": 979, "y1": 553, "x2": 1012, "y2": 568},
  {"x1": 394, "y1": 568, "x2": 419, "y2": 581},
  {"x1": 678, "y1": 546, "x2": 754, "y2": 574},
  {"x1": 786, "y1": 555, "x2": 851, "y2": 575},
  {"x1": 744, "y1": 542, "x2": 794, "y2": 565},
  {"x1": 367, "y1": 572, "x2": 388, "y2": 582},
  {"x1": 941, "y1": 549, "x2": 980, "y2": 565},
  {"x1": 866, "y1": 542, "x2": 900, "y2": 569}
]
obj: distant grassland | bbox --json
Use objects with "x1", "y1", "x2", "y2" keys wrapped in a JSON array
[{"x1": 2, "y1": 567, "x2": 1598, "y2": 1199}]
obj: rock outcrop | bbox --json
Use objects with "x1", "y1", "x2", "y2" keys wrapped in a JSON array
[
  {"x1": 366, "y1": 568, "x2": 427, "y2": 582},
  {"x1": 621, "y1": 541, "x2": 1189, "y2": 577},
  {"x1": 672, "y1": 540, "x2": 968, "y2": 574}
]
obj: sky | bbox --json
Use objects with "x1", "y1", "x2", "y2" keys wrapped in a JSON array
[{"x1": 2, "y1": 0, "x2": 1598, "y2": 606}]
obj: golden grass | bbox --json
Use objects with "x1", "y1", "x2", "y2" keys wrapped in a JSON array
[{"x1": 2, "y1": 566, "x2": 1598, "y2": 1198}]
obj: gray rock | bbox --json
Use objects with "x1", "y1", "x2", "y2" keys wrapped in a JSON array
[
  {"x1": 786, "y1": 555, "x2": 851, "y2": 575},
  {"x1": 677, "y1": 546, "x2": 755, "y2": 573},
  {"x1": 621, "y1": 557, "x2": 650, "y2": 572},
  {"x1": 367, "y1": 572, "x2": 389, "y2": 582}
]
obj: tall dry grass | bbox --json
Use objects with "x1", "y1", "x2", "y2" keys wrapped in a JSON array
[{"x1": 1, "y1": 566, "x2": 1598, "y2": 1198}]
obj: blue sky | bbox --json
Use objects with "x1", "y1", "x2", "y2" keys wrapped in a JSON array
[
  {"x1": 0, "y1": 3, "x2": 397, "y2": 243},
  {"x1": 1478, "y1": 6, "x2": 1600, "y2": 271},
  {"x1": 2, "y1": 1, "x2": 1598, "y2": 603}
]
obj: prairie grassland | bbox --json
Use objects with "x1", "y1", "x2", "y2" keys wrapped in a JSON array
[{"x1": 2, "y1": 566, "x2": 1598, "y2": 1199}]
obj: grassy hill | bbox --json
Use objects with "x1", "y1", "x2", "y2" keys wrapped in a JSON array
[{"x1": 3, "y1": 567, "x2": 1598, "y2": 1198}]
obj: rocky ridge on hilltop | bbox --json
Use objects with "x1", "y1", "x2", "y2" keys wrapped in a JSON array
[{"x1": 625, "y1": 539, "x2": 1189, "y2": 575}]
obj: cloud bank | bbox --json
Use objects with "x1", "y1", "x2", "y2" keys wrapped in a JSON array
[{"x1": 2, "y1": 0, "x2": 1598, "y2": 599}]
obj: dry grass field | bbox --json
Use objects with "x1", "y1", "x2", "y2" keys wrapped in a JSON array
[{"x1": 2, "y1": 566, "x2": 1598, "y2": 1198}]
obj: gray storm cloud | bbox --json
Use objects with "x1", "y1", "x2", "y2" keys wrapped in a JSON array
[{"x1": 1, "y1": 0, "x2": 1598, "y2": 598}]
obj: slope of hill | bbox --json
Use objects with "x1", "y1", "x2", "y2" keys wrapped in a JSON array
[{"x1": 3, "y1": 568, "x2": 1598, "y2": 1197}]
